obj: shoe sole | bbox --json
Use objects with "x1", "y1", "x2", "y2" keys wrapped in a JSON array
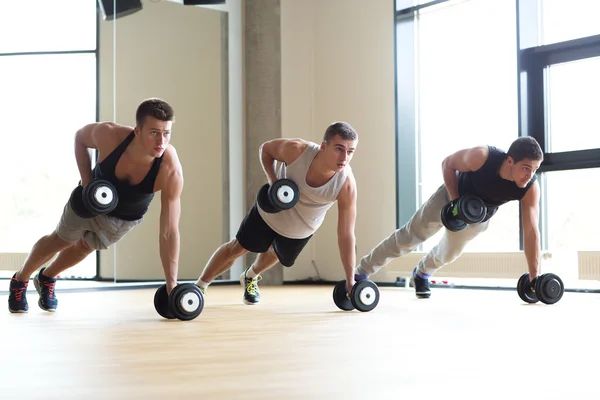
[
  {"x1": 8, "y1": 307, "x2": 28, "y2": 313},
  {"x1": 33, "y1": 277, "x2": 57, "y2": 313}
]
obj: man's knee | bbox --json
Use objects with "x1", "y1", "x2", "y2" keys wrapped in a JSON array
[
  {"x1": 75, "y1": 238, "x2": 95, "y2": 252},
  {"x1": 47, "y1": 232, "x2": 75, "y2": 250},
  {"x1": 228, "y1": 238, "x2": 250, "y2": 257}
]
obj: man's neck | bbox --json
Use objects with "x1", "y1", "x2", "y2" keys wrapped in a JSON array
[{"x1": 126, "y1": 139, "x2": 154, "y2": 164}]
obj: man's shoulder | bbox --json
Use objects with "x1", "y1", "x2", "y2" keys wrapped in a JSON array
[
  {"x1": 154, "y1": 145, "x2": 183, "y2": 194},
  {"x1": 158, "y1": 145, "x2": 183, "y2": 177},
  {"x1": 94, "y1": 122, "x2": 133, "y2": 145}
]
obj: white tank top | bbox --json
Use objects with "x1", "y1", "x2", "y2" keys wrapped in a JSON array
[{"x1": 257, "y1": 142, "x2": 350, "y2": 239}]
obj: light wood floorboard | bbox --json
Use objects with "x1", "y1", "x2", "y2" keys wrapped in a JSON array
[{"x1": 2, "y1": 284, "x2": 599, "y2": 399}]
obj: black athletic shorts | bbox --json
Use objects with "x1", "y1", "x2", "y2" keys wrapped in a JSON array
[{"x1": 235, "y1": 204, "x2": 312, "y2": 267}]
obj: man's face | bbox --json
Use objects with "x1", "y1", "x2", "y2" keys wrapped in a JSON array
[
  {"x1": 321, "y1": 135, "x2": 357, "y2": 172},
  {"x1": 509, "y1": 157, "x2": 541, "y2": 188},
  {"x1": 135, "y1": 116, "x2": 172, "y2": 158}
]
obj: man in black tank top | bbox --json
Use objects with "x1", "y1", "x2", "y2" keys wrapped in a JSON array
[
  {"x1": 8, "y1": 98, "x2": 185, "y2": 314},
  {"x1": 354, "y1": 137, "x2": 544, "y2": 300}
]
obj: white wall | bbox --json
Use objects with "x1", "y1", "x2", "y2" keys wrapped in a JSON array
[
  {"x1": 98, "y1": 0, "x2": 225, "y2": 280},
  {"x1": 280, "y1": 0, "x2": 397, "y2": 281}
]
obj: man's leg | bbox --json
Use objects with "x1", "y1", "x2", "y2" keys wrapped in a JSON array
[
  {"x1": 411, "y1": 220, "x2": 490, "y2": 298},
  {"x1": 239, "y1": 234, "x2": 312, "y2": 305},
  {"x1": 239, "y1": 247, "x2": 280, "y2": 305},
  {"x1": 197, "y1": 238, "x2": 250, "y2": 286},
  {"x1": 15, "y1": 232, "x2": 74, "y2": 282},
  {"x1": 195, "y1": 204, "x2": 276, "y2": 294},
  {"x1": 355, "y1": 184, "x2": 449, "y2": 276},
  {"x1": 33, "y1": 238, "x2": 95, "y2": 312},
  {"x1": 8, "y1": 232, "x2": 75, "y2": 313}
]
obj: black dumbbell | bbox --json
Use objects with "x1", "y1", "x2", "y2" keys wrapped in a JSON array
[
  {"x1": 441, "y1": 194, "x2": 487, "y2": 232},
  {"x1": 154, "y1": 283, "x2": 204, "y2": 321},
  {"x1": 516, "y1": 272, "x2": 564, "y2": 305},
  {"x1": 69, "y1": 179, "x2": 119, "y2": 218},
  {"x1": 257, "y1": 179, "x2": 300, "y2": 214},
  {"x1": 333, "y1": 277, "x2": 380, "y2": 312}
]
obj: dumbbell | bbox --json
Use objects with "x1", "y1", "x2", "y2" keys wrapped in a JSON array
[
  {"x1": 441, "y1": 193, "x2": 487, "y2": 232},
  {"x1": 69, "y1": 179, "x2": 119, "y2": 218},
  {"x1": 257, "y1": 178, "x2": 300, "y2": 214},
  {"x1": 516, "y1": 272, "x2": 564, "y2": 305},
  {"x1": 154, "y1": 283, "x2": 204, "y2": 321},
  {"x1": 333, "y1": 276, "x2": 380, "y2": 312}
]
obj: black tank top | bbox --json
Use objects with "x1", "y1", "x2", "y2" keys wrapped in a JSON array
[
  {"x1": 457, "y1": 146, "x2": 536, "y2": 220},
  {"x1": 92, "y1": 131, "x2": 163, "y2": 221}
]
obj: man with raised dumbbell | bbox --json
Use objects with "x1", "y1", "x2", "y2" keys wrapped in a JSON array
[
  {"x1": 354, "y1": 136, "x2": 545, "y2": 300},
  {"x1": 8, "y1": 98, "x2": 184, "y2": 313},
  {"x1": 195, "y1": 122, "x2": 359, "y2": 305}
]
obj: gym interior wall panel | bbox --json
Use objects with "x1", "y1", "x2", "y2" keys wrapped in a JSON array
[
  {"x1": 243, "y1": 0, "x2": 284, "y2": 285},
  {"x1": 97, "y1": 0, "x2": 223, "y2": 281},
  {"x1": 280, "y1": 0, "x2": 397, "y2": 282}
]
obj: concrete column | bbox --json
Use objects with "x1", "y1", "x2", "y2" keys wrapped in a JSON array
[{"x1": 244, "y1": 0, "x2": 283, "y2": 285}]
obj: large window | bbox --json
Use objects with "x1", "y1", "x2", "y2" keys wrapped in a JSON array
[
  {"x1": 415, "y1": 0, "x2": 520, "y2": 252},
  {"x1": 546, "y1": 56, "x2": 600, "y2": 153},
  {"x1": 544, "y1": 168, "x2": 600, "y2": 252},
  {"x1": 0, "y1": 1, "x2": 98, "y2": 279},
  {"x1": 541, "y1": 0, "x2": 600, "y2": 46}
]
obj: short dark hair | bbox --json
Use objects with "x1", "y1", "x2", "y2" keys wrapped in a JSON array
[
  {"x1": 323, "y1": 121, "x2": 358, "y2": 143},
  {"x1": 135, "y1": 98, "x2": 174, "y2": 127},
  {"x1": 507, "y1": 136, "x2": 543, "y2": 163}
]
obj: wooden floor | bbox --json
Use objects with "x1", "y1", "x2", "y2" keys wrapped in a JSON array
[{"x1": 2, "y1": 284, "x2": 600, "y2": 399}]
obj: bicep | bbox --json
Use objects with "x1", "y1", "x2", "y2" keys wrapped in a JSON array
[
  {"x1": 337, "y1": 176, "x2": 357, "y2": 231},
  {"x1": 521, "y1": 181, "x2": 540, "y2": 232},
  {"x1": 160, "y1": 170, "x2": 184, "y2": 222}
]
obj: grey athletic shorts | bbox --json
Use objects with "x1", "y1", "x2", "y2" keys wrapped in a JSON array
[{"x1": 55, "y1": 201, "x2": 143, "y2": 250}]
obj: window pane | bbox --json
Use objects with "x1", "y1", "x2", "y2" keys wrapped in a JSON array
[
  {"x1": 541, "y1": 0, "x2": 600, "y2": 45},
  {"x1": 0, "y1": 0, "x2": 97, "y2": 53},
  {"x1": 545, "y1": 168, "x2": 600, "y2": 251},
  {"x1": 546, "y1": 56, "x2": 600, "y2": 153},
  {"x1": 396, "y1": 0, "x2": 414, "y2": 11},
  {"x1": 0, "y1": 54, "x2": 97, "y2": 278},
  {"x1": 416, "y1": 0, "x2": 520, "y2": 252}
]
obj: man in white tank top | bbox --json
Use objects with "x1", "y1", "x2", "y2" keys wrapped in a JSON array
[{"x1": 195, "y1": 122, "x2": 359, "y2": 305}]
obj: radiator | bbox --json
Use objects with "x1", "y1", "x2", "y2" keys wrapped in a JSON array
[
  {"x1": 373, "y1": 252, "x2": 529, "y2": 280},
  {"x1": 0, "y1": 253, "x2": 28, "y2": 271},
  {"x1": 578, "y1": 251, "x2": 600, "y2": 280}
]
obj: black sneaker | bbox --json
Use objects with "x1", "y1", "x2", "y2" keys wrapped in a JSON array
[
  {"x1": 8, "y1": 273, "x2": 29, "y2": 313},
  {"x1": 240, "y1": 267, "x2": 262, "y2": 305},
  {"x1": 410, "y1": 267, "x2": 431, "y2": 299},
  {"x1": 33, "y1": 267, "x2": 58, "y2": 312}
]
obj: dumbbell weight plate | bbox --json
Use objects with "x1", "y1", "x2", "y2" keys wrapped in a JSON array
[
  {"x1": 69, "y1": 185, "x2": 94, "y2": 218},
  {"x1": 332, "y1": 280, "x2": 355, "y2": 311},
  {"x1": 257, "y1": 183, "x2": 280, "y2": 214},
  {"x1": 350, "y1": 280, "x2": 380, "y2": 312},
  {"x1": 154, "y1": 284, "x2": 176, "y2": 319},
  {"x1": 516, "y1": 273, "x2": 538, "y2": 304},
  {"x1": 268, "y1": 179, "x2": 299, "y2": 211},
  {"x1": 535, "y1": 273, "x2": 564, "y2": 305},
  {"x1": 441, "y1": 203, "x2": 467, "y2": 232},
  {"x1": 457, "y1": 194, "x2": 487, "y2": 224},
  {"x1": 82, "y1": 179, "x2": 119, "y2": 215},
  {"x1": 168, "y1": 284, "x2": 204, "y2": 321}
]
